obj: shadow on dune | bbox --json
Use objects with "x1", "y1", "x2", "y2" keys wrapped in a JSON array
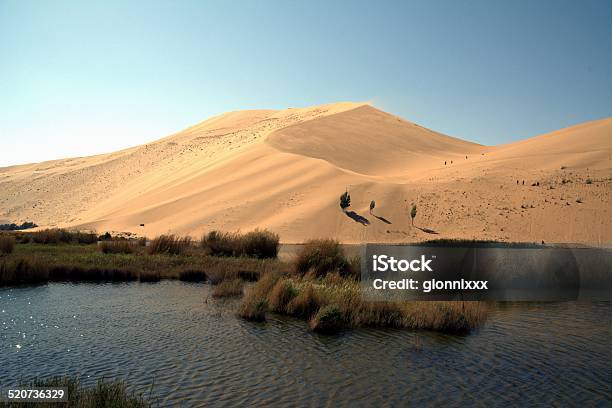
[
  {"x1": 372, "y1": 214, "x2": 392, "y2": 224},
  {"x1": 345, "y1": 211, "x2": 370, "y2": 225},
  {"x1": 416, "y1": 226, "x2": 439, "y2": 235}
]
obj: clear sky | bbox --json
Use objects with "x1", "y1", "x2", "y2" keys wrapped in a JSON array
[{"x1": 1, "y1": 0, "x2": 611, "y2": 166}]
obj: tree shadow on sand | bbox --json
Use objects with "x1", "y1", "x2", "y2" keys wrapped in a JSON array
[
  {"x1": 416, "y1": 226, "x2": 439, "y2": 235},
  {"x1": 372, "y1": 214, "x2": 392, "y2": 224},
  {"x1": 345, "y1": 211, "x2": 370, "y2": 225}
]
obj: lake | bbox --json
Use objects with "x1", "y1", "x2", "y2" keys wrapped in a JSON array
[{"x1": 1, "y1": 282, "x2": 610, "y2": 406}]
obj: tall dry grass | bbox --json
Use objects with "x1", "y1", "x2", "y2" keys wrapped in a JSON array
[
  {"x1": 296, "y1": 239, "x2": 357, "y2": 278},
  {"x1": 201, "y1": 229, "x2": 279, "y2": 259},
  {"x1": 147, "y1": 234, "x2": 192, "y2": 255},
  {"x1": 239, "y1": 274, "x2": 487, "y2": 334}
]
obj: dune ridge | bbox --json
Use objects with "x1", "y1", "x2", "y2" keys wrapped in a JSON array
[{"x1": 1, "y1": 103, "x2": 610, "y2": 244}]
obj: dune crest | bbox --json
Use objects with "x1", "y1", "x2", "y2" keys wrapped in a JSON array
[{"x1": 1, "y1": 103, "x2": 610, "y2": 244}]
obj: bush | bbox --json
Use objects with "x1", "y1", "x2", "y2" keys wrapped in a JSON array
[
  {"x1": 100, "y1": 240, "x2": 135, "y2": 254},
  {"x1": 309, "y1": 305, "x2": 344, "y2": 334},
  {"x1": 147, "y1": 234, "x2": 191, "y2": 255},
  {"x1": 0, "y1": 234, "x2": 15, "y2": 254},
  {"x1": 201, "y1": 229, "x2": 279, "y2": 259},
  {"x1": 295, "y1": 239, "x2": 350, "y2": 278},
  {"x1": 242, "y1": 229, "x2": 280, "y2": 258},
  {"x1": 586, "y1": 178, "x2": 593, "y2": 184},
  {"x1": 212, "y1": 279, "x2": 243, "y2": 298}
]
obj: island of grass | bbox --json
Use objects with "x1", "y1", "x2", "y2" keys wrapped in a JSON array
[{"x1": 0, "y1": 229, "x2": 495, "y2": 334}]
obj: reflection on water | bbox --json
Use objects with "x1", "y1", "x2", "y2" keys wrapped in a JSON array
[{"x1": 0, "y1": 282, "x2": 610, "y2": 406}]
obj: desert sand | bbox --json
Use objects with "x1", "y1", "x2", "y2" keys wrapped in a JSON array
[{"x1": 1, "y1": 102, "x2": 610, "y2": 244}]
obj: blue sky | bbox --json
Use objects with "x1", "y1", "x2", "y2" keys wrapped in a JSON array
[{"x1": 1, "y1": 0, "x2": 611, "y2": 166}]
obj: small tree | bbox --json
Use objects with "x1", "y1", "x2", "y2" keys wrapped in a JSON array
[
  {"x1": 369, "y1": 200, "x2": 376, "y2": 214},
  {"x1": 340, "y1": 191, "x2": 351, "y2": 212},
  {"x1": 410, "y1": 203, "x2": 417, "y2": 226}
]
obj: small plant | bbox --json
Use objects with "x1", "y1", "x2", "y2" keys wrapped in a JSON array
[
  {"x1": 369, "y1": 200, "x2": 376, "y2": 214},
  {"x1": 410, "y1": 203, "x2": 417, "y2": 226},
  {"x1": 576, "y1": 198, "x2": 583, "y2": 203},
  {"x1": 339, "y1": 190, "x2": 351, "y2": 211},
  {"x1": 0, "y1": 235, "x2": 15, "y2": 254},
  {"x1": 586, "y1": 178, "x2": 592, "y2": 184}
]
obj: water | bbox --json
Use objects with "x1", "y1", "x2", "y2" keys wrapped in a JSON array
[{"x1": 1, "y1": 282, "x2": 610, "y2": 406}]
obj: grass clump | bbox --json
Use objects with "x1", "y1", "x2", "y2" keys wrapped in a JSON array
[
  {"x1": 237, "y1": 272, "x2": 281, "y2": 321},
  {"x1": 294, "y1": 239, "x2": 351, "y2": 278},
  {"x1": 10, "y1": 376, "x2": 149, "y2": 407},
  {"x1": 0, "y1": 234, "x2": 15, "y2": 254},
  {"x1": 268, "y1": 278, "x2": 298, "y2": 313},
  {"x1": 201, "y1": 229, "x2": 279, "y2": 259},
  {"x1": 212, "y1": 279, "x2": 244, "y2": 298},
  {"x1": 309, "y1": 305, "x2": 344, "y2": 334},
  {"x1": 100, "y1": 240, "x2": 135, "y2": 254},
  {"x1": 147, "y1": 235, "x2": 191, "y2": 255}
]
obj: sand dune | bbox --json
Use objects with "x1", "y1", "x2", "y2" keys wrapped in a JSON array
[{"x1": 1, "y1": 103, "x2": 610, "y2": 244}]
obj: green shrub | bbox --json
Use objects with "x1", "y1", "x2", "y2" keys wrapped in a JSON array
[
  {"x1": 0, "y1": 234, "x2": 15, "y2": 254},
  {"x1": 309, "y1": 305, "x2": 344, "y2": 334},
  {"x1": 294, "y1": 239, "x2": 350, "y2": 277}
]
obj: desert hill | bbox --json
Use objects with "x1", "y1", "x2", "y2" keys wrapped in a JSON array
[{"x1": 1, "y1": 103, "x2": 610, "y2": 244}]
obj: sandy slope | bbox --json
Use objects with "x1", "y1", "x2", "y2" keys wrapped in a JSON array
[{"x1": 1, "y1": 103, "x2": 610, "y2": 244}]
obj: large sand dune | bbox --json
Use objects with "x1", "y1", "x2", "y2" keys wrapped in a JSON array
[{"x1": 1, "y1": 102, "x2": 610, "y2": 244}]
